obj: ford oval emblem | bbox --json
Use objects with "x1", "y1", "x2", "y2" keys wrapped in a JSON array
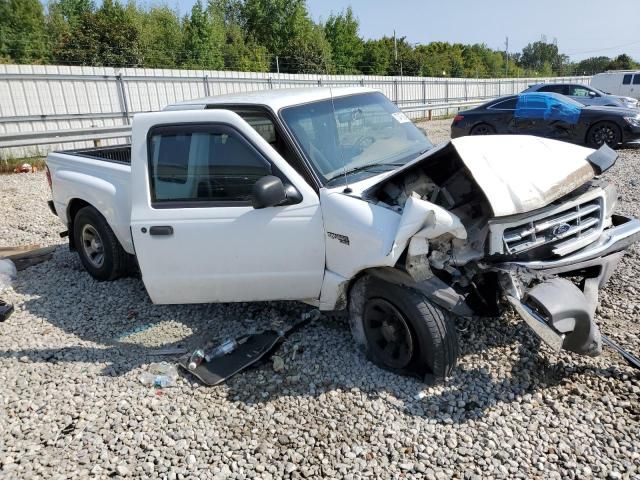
[{"x1": 552, "y1": 223, "x2": 571, "y2": 237}]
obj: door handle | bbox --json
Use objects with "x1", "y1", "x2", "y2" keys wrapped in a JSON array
[{"x1": 149, "y1": 226, "x2": 174, "y2": 236}]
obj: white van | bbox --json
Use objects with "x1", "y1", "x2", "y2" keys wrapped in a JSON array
[{"x1": 591, "y1": 71, "x2": 640, "y2": 100}]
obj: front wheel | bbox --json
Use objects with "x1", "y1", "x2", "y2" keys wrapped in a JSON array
[
  {"x1": 73, "y1": 206, "x2": 130, "y2": 281},
  {"x1": 586, "y1": 121, "x2": 621, "y2": 148},
  {"x1": 348, "y1": 275, "x2": 458, "y2": 381}
]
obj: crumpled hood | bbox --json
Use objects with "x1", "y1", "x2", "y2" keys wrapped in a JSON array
[{"x1": 449, "y1": 135, "x2": 597, "y2": 217}]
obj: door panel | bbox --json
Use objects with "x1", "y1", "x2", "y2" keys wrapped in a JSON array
[
  {"x1": 131, "y1": 202, "x2": 325, "y2": 304},
  {"x1": 129, "y1": 109, "x2": 325, "y2": 305}
]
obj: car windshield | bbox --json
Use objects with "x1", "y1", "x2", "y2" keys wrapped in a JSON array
[{"x1": 281, "y1": 92, "x2": 433, "y2": 185}]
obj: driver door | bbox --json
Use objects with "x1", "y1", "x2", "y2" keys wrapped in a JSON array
[{"x1": 129, "y1": 110, "x2": 325, "y2": 305}]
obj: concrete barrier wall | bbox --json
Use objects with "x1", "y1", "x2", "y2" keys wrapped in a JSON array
[{"x1": 0, "y1": 64, "x2": 591, "y2": 158}]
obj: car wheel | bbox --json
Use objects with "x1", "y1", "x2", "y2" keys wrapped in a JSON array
[
  {"x1": 470, "y1": 123, "x2": 496, "y2": 135},
  {"x1": 73, "y1": 206, "x2": 130, "y2": 281},
  {"x1": 348, "y1": 275, "x2": 458, "y2": 381},
  {"x1": 587, "y1": 121, "x2": 621, "y2": 148}
]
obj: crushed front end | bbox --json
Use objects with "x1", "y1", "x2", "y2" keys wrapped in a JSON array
[
  {"x1": 364, "y1": 135, "x2": 640, "y2": 360},
  {"x1": 489, "y1": 182, "x2": 640, "y2": 355}
]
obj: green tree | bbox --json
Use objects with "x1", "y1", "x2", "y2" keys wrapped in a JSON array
[
  {"x1": 519, "y1": 39, "x2": 568, "y2": 75},
  {"x1": 607, "y1": 54, "x2": 638, "y2": 71},
  {"x1": 360, "y1": 39, "x2": 391, "y2": 75},
  {"x1": 47, "y1": 0, "x2": 94, "y2": 63},
  {"x1": 209, "y1": 0, "x2": 269, "y2": 71},
  {"x1": 0, "y1": 0, "x2": 48, "y2": 63},
  {"x1": 242, "y1": 0, "x2": 332, "y2": 73},
  {"x1": 575, "y1": 56, "x2": 612, "y2": 75},
  {"x1": 182, "y1": 0, "x2": 225, "y2": 69},
  {"x1": 135, "y1": 6, "x2": 183, "y2": 68},
  {"x1": 54, "y1": 0, "x2": 141, "y2": 66},
  {"x1": 324, "y1": 7, "x2": 363, "y2": 74}
]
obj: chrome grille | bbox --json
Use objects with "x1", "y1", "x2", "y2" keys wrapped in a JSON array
[{"x1": 503, "y1": 198, "x2": 603, "y2": 255}]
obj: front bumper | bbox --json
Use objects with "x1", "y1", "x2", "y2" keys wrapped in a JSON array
[
  {"x1": 501, "y1": 215, "x2": 640, "y2": 356},
  {"x1": 623, "y1": 124, "x2": 640, "y2": 144}
]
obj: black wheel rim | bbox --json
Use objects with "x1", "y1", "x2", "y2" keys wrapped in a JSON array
[
  {"x1": 592, "y1": 125, "x2": 617, "y2": 146},
  {"x1": 472, "y1": 125, "x2": 492, "y2": 135},
  {"x1": 363, "y1": 298, "x2": 414, "y2": 369}
]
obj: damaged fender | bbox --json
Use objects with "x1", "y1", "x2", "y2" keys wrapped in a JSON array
[{"x1": 390, "y1": 196, "x2": 467, "y2": 281}]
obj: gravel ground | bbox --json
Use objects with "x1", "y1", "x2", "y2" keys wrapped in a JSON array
[{"x1": 1, "y1": 122, "x2": 639, "y2": 479}]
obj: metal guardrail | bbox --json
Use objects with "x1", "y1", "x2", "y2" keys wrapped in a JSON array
[
  {"x1": 0, "y1": 67, "x2": 591, "y2": 154},
  {"x1": 0, "y1": 126, "x2": 131, "y2": 149},
  {"x1": 0, "y1": 101, "x2": 482, "y2": 150}
]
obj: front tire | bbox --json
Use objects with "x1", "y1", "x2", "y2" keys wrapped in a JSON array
[
  {"x1": 73, "y1": 206, "x2": 130, "y2": 281},
  {"x1": 348, "y1": 275, "x2": 458, "y2": 381},
  {"x1": 586, "y1": 121, "x2": 621, "y2": 148}
]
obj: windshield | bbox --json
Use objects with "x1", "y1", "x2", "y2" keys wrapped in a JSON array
[{"x1": 281, "y1": 92, "x2": 433, "y2": 185}]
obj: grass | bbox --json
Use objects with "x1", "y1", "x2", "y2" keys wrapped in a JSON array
[{"x1": 0, "y1": 156, "x2": 47, "y2": 174}]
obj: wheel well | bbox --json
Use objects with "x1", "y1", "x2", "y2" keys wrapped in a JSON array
[
  {"x1": 470, "y1": 122, "x2": 495, "y2": 133},
  {"x1": 66, "y1": 199, "x2": 91, "y2": 250},
  {"x1": 586, "y1": 120, "x2": 621, "y2": 144}
]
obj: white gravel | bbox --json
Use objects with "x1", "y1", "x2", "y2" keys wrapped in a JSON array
[{"x1": 1, "y1": 123, "x2": 639, "y2": 479}]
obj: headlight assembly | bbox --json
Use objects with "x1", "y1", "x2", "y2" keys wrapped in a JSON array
[{"x1": 623, "y1": 116, "x2": 640, "y2": 127}]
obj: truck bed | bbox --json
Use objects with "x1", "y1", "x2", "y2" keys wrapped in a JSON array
[
  {"x1": 46, "y1": 144, "x2": 134, "y2": 254},
  {"x1": 61, "y1": 144, "x2": 132, "y2": 164}
]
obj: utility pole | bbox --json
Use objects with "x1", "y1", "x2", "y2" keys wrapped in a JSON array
[
  {"x1": 394, "y1": 30, "x2": 398, "y2": 63},
  {"x1": 505, "y1": 36, "x2": 509, "y2": 77},
  {"x1": 276, "y1": 55, "x2": 280, "y2": 74}
]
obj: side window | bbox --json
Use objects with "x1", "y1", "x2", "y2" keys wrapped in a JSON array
[
  {"x1": 633, "y1": 75, "x2": 640, "y2": 85},
  {"x1": 570, "y1": 86, "x2": 593, "y2": 97},
  {"x1": 148, "y1": 125, "x2": 271, "y2": 205},
  {"x1": 623, "y1": 74, "x2": 632, "y2": 85},
  {"x1": 539, "y1": 85, "x2": 568, "y2": 95},
  {"x1": 489, "y1": 98, "x2": 517, "y2": 110}
]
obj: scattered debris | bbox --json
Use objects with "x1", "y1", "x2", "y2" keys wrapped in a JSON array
[
  {"x1": 0, "y1": 245, "x2": 55, "y2": 271},
  {"x1": 13, "y1": 163, "x2": 37, "y2": 174},
  {"x1": 272, "y1": 355, "x2": 285, "y2": 373},
  {"x1": 413, "y1": 391, "x2": 427, "y2": 400},
  {"x1": 139, "y1": 362, "x2": 178, "y2": 388},
  {"x1": 188, "y1": 337, "x2": 248, "y2": 370},
  {"x1": 0, "y1": 300, "x2": 14, "y2": 322},
  {"x1": 178, "y1": 309, "x2": 321, "y2": 386},
  {"x1": 0, "y1": 259, "x2": 16, "y2": 292}
]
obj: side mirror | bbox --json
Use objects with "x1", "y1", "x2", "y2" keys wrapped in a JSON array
[
  {"x1": 588, "y1": 91, "x2": 597, "y2": 97},
  {"x1": 252, "y1": 175, "x2": 286, "y2": 209}
]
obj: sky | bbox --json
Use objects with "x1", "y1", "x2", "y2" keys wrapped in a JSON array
[{"x1": 170, "y1": 0, "x2": 640, "y2": 61}]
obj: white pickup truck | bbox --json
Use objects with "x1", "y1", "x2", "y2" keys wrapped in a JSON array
[{"x1": 46, "y1": 87, "x2": 640, "y2": 380}]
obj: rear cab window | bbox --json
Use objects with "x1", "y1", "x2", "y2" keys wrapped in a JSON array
[{"x1": 633, "y1": 75, "x2": 640, "y2": 85}]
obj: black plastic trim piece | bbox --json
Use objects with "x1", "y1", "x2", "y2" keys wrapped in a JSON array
[{"x1": 587, "y1": 143, "x2": 618, "y2": 174}]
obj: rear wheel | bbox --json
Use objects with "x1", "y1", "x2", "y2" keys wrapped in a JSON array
[
  {"x1": 73, "y1": 206, "x2": 130, "y2": 281},
  {"x1": 586, "y1": 121, "x2": 621, "y2": 148},
  {"x1": 348, "y1": 275, "x2": 458, "y2": 381},
  {"x1": 470, "y1": 123, "x2": 496, "y2": 135}
]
